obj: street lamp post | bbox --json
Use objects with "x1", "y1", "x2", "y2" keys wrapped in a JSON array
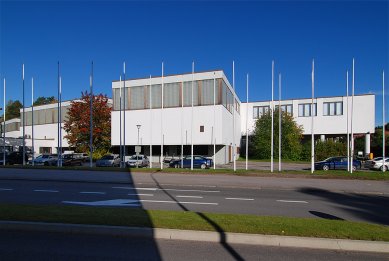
[{"x1": 136, "y1": 124, "x2": 141, "y2": 168}]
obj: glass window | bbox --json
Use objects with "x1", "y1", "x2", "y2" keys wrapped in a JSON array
[
  {"x1": 299, "y1": 103, "x2": 317, "y2": 117},
  {"x1": 200, "y1": 79, "x2": 214, "y2": 105},
  {"x1": 323, "y1": 102, "x2": 343, "y2": 116},
  {"x1": 151, "y1": 84, "x2": 162, "y2": 109},
  {"x1": 130, "y1": 86, "x2": 145, "y2": 110},
  {"x1": 183, "y1": 81, "x2": 198, "y2": 106},
  {"x1": 164, "y1": 83, "x2": 180, "y2": 108},
  {"x1": 253, "y1": 107, "x2": 259, "y2": 119},
  {"x1": 253, "y1": 106, "x2": 270, "y2": 119},
  {"x1": 336, "y1": 102, "x2": 343, "y2": 115}
]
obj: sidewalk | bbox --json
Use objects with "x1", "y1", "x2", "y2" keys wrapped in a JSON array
[
  {"x1": 1, "y1": 220, "x2": 388, "y2": 253},
  {"x1": 0, "y1": 167, "x2": 388, "y2": 194}
]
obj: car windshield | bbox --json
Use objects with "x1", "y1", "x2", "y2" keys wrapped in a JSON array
[
  {"x1": 41, "y1": 155, "x2": 50, "y2": 159},
  {"x1": 373, "y1": 157, "x2": 383, "y2": 161},
  {"x1": 130, "y1": 156, "x2": 142, "y2": 160},
  {"x1": 101, "y1": 156, "x2": 114, "y2": 160}
]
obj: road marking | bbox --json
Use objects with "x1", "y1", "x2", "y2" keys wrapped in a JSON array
[
  {"x1": 140, "y1": 200, "x2": 217, "y2": 205},
  {"x1": 128, "y1": 193, "x2": 154, "y2": 197},
  {"x1": 79, "y1": 192, "x2": 106, "y2": 195},
  {"x1": 176, "y1": 195, "x2": 203, "y2": 199},
  {"x1": 112, "y1": 186, "x2": 219, "y2": 193},
  {"x1": 0, "y1": 188, "x2": 13, "y2": 191},
  {"x1": 33, "y1": 189, "x2": 58, "y2": 193},
  {"x1": 277, "y1": 200, "x2": 308, "y2": 204},
  {"x1": 225, "y1": 197, "x2": 254, "y2": 201}
]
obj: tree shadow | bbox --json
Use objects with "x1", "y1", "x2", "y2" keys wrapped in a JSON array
[
  {"x1": 299, "y1": 188, "x2": 389, "y2": 225},
  {"x1": 150, "y1": 174, "x2": 245, "y2": 261}
]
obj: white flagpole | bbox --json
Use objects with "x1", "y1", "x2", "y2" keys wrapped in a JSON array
[
  {"x1": 89, "y1": 62, "x2": 93, "y2": 168},
  {"x1": 278, "y1": 73, "x2": 282, "y2": 172},
  {"x1": 311, "y1": 60, "x2": 315, "y2": 173},
  {"x1": 213, "y1": 72, "x2": 216, "y2": 170},
  {"x1": 31, "y1": 77, "x2": 35, "y2": 166},
  {"x1": 57, "y1": 62, "x2": 60, "y2": 167},
  {"x1": 123, "y1": 62, "x2": 126, "y2": 165},
  {"x1": 119, "y1": 75, "x2": 122, "y2": 168},
  {"x1": 245, "y1": 73, "x2": 249, "y2": 170},
  {"x1": 271, "y1": 61, "x2": 274, "y2": 173},
  {"x1": 383, "y1": 70, "x2": 386, "y2": 173},
  {"x1": 191, "y1": 61, "x2": 194, "y2": 170},
  {"x1": 59, "y1": 76, "x2": 63, "y2": 167},
  {"x1": 233, "y1": 61, "x2": 236, "y2": 172},
  {"x1": 351, "y1": 58, "x2": 355, "y2": 174},
  {"x1": 150, "y1": 75, "x2": 153, "y2": 168},
  {"x1": 3, "y1": 77, "x2": 6, "y2": 165},
  {"x1": 181, "y1": 76, "x2": 184, "y2": 168},
  {"x1": 22, "y1": 64, "x2": 25, "y2": 166},
  {"x1": 160, "y1": 62, "x2": 164, "y2": 170},
  {"x1": 346, "y1": 70, "x2": 350, "y2": 172}
]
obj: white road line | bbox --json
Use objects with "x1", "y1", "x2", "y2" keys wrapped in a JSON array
[
  {"x1": 277, "y1": 200, "x2": 308, "y2": 204},
  {"x1": 176, "y1": 195, "x2": 203, "y2": 199},
  {"x1": 79, "y1": 192, "x2": 106, "y2": 195},
  {"x1": 225, "y1": 197, "x2": 254, "y2": 201},
  {"x1": 112, "y1": 186, "x2": 219, "y2": 193},
  {"x1": 112, "y1": 186, "x2": 136, "y2": 190},
  {"x1": 128, "y1": 194, "x2": 154, "y2": 197},
  {"x1": 0, "y1": 188, "x2": 13, "y2": 191},
  {"x1": 140, "y1": 200, "x2": 218, "y2": 205},
  {"x1": 33, "y1": 189, "x2": 58, "y2": 193}
]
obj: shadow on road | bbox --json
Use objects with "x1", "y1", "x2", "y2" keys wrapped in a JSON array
[
  {"x1": 299, "y1": 188, "x2": 389, "y2": 225},
  {"x1": 150, "y1": 174, "x2": 245, "y2": 261}
]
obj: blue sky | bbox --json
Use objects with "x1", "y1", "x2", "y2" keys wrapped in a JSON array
[{"x1": 0, "y1": 1, "x2": 388, "y2": 125}]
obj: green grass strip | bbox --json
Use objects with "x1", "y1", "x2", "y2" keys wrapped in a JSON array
[{"x1": 1, "y1": 204, "x2": 388, "y2": 241}]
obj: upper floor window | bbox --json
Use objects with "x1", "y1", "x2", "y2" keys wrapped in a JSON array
[
  {"x1": 253, "y1": 106, "x2": 269, "y2": 119},
  {"x1": 323, "y1": 102, "x2": 343, "y2": 116},
  {"x1": 298, "y1": 103, "x2": 317, "y2": 117},
  {"x1": 275, "y1": 104, "x2": 293, "y2": 115}
]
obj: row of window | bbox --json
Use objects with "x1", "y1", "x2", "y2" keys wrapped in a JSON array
[
  {"x1": 253, "y1": 101, "x2": 344, "y2": 119},
  {"x1": 4, "y1": 122, "x2": 20, "y2": 132},
  {"x1": 112, "y1": 78, "x2": 240, "y2": 114},
  {"x1": 20, "y1": 107, "x2": 69, "y2": 126}
]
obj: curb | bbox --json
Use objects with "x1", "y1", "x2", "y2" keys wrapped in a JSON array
[{"x1": 0, "y1": 221, "x2": 388, "y2": 253}]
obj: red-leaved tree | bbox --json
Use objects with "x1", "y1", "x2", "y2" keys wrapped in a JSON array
[{"x1": 63, "y1": 92, "x2": 111, "y2": 153}]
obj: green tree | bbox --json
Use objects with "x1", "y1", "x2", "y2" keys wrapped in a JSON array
[
  {"x1": 252, "y1": 109, "x2": 303, "y2": 160},
  {"x1": 63, "y1": 91, "x2": 111, "y2": 154},
  {"x1": 2, "y1": 100, "x2": 23, "y2": 120},
  {"x1": 33, "y1": 96, "x2": 57, "y2": 106},
  {"x1": 314, "y1": 140, "x2": 347, "y2": 161}
]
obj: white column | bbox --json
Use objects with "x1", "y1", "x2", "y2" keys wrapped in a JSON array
[
  {"x1": 365, "y1": 132, "x2": 371, "y2": 156},
  {"x1": 320, "y1": 135, "x2": 325, "y2": 142}
]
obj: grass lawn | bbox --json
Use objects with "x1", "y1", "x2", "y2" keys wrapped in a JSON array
[{"x1": 1, "y1": 204, "x2": 388, "y2": 241}]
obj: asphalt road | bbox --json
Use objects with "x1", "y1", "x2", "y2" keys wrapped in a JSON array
[
  {"x1": 1, "y1": 230, "x2": 388, "y2": 261},
  {"x1": 0, "y1": 178, "x2": 388, "y2": 225}
]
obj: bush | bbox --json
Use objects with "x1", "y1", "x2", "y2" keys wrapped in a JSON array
[{"x1": 314, "y1": 140, "x2": 347, "y2": 161}]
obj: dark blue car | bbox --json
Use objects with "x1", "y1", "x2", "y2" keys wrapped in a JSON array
[
  {"x1": 169, "y1": 155, "x2": 213, "y2": 169},
  {"x1": 314, "y1": 156, "x2": 361, "y2": 171}
]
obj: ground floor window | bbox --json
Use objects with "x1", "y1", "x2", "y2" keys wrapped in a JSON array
[{"x1": 39, "y1": 147, "x2": 52, "y2": 154}]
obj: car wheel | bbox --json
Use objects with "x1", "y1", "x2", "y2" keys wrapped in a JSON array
[
  {"x1": 380, "y1": 166, "x2": 388, "y2": 171},
  {"x1": 200, "y1": 163, "x2": 206, "y2": 169},
  {"x1": 352, "y1": 165, "x2": 357, "y2": 171},
  {"x1": 322, "y1": 165, "x2": 329, "y2": 171}
]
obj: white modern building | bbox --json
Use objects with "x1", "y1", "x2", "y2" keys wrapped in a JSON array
[
  {"x1": 240, "y1": 94, "x2": 375, "y2": 155},
  {"x1": 111, "y1": 70, "x2": 241, "y2": 164}
]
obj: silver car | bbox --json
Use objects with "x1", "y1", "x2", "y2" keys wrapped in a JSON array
[
  {"x1": 96, "y1": 154, "x2": 120, "y2": 167},
  {"x1": 126, "y1": 155, "x2": 149, "y2": 168},
  {"x1": 367, "y1": 157, "x2": 389, "y2": 171},
  {"x1": 33, "y1": 154, "x2": 58, "y2": 166}
]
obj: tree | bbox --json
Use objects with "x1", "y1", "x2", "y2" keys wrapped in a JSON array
[
  {"x1": 252, "y1": 109, "x2": 303, "y2": 160},
  {"x1": 33, "y1": 96, "x2": 57, "y2": 106},
  {"x1": 63, "y1": 92, "x2": 111, "y2": 154},
  {"x1": 2, "y1": 100, "x2": 23, "y2": 120}
]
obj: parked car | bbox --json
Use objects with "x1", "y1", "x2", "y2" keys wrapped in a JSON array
[
  {"x1": 60, "y1": 154, "x2": 83, "y2": 166},
  {"x1": 33, "y1": 154, "x2": 58, "y2": 166},
  {"x1": 366, "y1": 157, "x2": 389, "y2": 171},
  {"x1": 2, "y1": 151, "x2": 29, "y2": 165},
  {"x1": 126, "y1": 155, "x2": 149, "y2": 168},
  {"x1": 314, "y1": 156, "x2": 361, "y2": 171},
  {"x1": 169, "y1": 155, "x2": 213, "y2": 169},
  {"x1": 96, "y1": 154, "x2": 120, "y2": 167}
]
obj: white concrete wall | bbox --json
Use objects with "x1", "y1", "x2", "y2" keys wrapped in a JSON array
[
  {"x1": 241, "y1": 94, "x2": 375, "y2": 136},
  {"x1": 24, "y1": 124, "x2": 69, "y2": 154}
]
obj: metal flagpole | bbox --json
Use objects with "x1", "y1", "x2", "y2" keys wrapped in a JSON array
[
  {"x1": 119, "y1": 75, "x2": 122, "y2": 168},
  {"x1": 278, "y1": 73, "x2": 281, "y2": 172},
  {"x1": 3, "y1": 77, "x2": 6, "y2": 165},
  {"x1": 351, "y1": 58, "x2": 355, "y2": 174},
  {"x1": 22, "y1": 64, "x2": 25, "y2": 166},
  {"x1": 271, "y1": 61, "x2": 274, "y2": 172},
  {"x1": 32, "y1": 77, "x2": 35, "y2": 166},
  {"x1": 123, "y1": 62, "x2": 126, "y2": 166},
  {"x1": 311, "y1": 60, "x2": 315, "y2": 173},
  {"x1": 383, "y1": 70, "x2": 386, "y2": 173},
  {"x1": 246, "y1": 73, "x2": 249, "y2": 170},
  {"x1": 182, "y1": 76, "x2": 184, "y2": 168},
  {"x1": 346, "y1": 70, "x2": 350, "y2": 171},
  {"x1": 160, "y1": 62, "x2": 164, "y2": 170},
  {"x1": 89, "y1": 62, "x2": 93, "y2": 168},
  {"x1": 213, "y1": 72, "x2": 216, "y2": 170},
  {"x1": 150, "y1": 75, "x2": 153, "y2": 168},
  {"x1": 191, "y1": 61, "x2": 194, "y2": 170},
  {"x1": 59, "y1": 76, "x2": 63, "y2": 167},
  {"x1": 233, "y1": 61, "x2": 236, "y2": 172},
  {"x1": 57, "y1": 62, "x2": 60, "y2": 167}
]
